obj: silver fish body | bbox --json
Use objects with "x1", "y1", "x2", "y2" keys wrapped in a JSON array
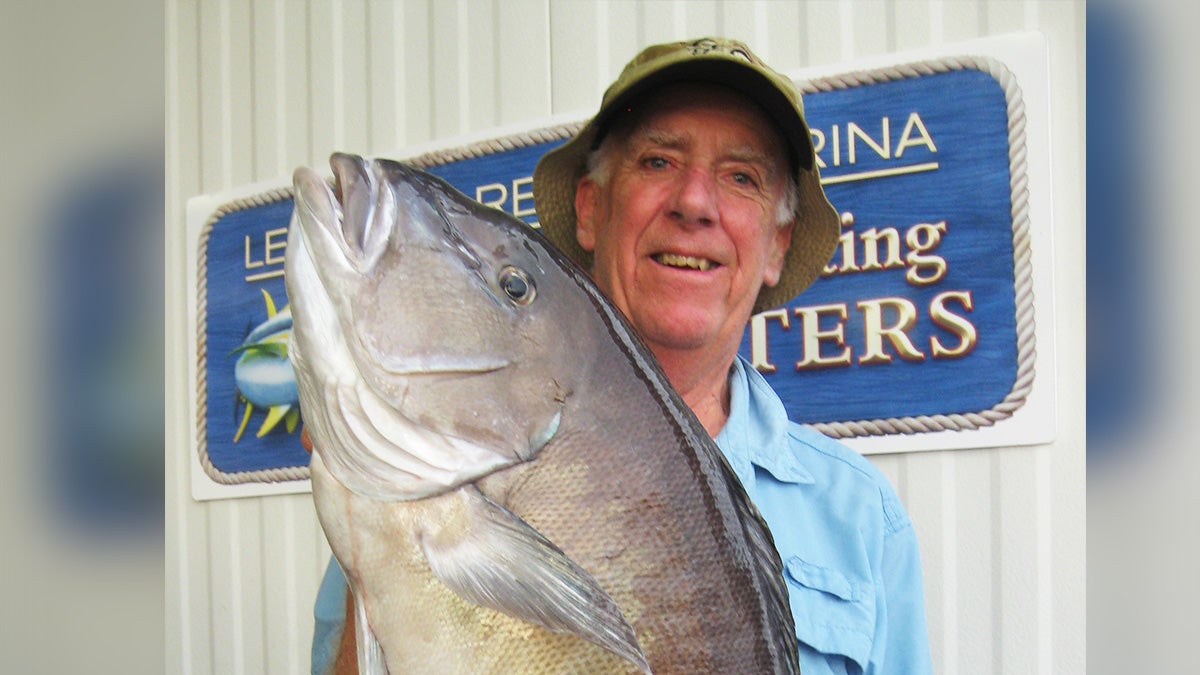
[{"x1": 286, "y1": 153, "x2": 799, "y2": 674}]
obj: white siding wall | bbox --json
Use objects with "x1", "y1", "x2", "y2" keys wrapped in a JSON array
[{"x1": 165, "y1": 1, "x2": 1086, "y2": 673}]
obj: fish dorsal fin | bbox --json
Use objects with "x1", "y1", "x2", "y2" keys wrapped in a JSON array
[{"x1": 421, "y1": 487, "x2": 650, "y2": 674}]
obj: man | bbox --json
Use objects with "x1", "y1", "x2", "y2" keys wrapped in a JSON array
[
  {"x1": 313, "y1": 37, "x2": 932, "y2": 674},
  {"x1": 532, "y1": 37, "x2": 933, "y2": 674}
]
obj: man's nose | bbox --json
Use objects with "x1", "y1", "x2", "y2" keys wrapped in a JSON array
[{"x1": 669, "y1": 168, "x2": 718, "y2": 226}]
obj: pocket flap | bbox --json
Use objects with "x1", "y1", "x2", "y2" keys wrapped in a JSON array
[
  {"x1": 784, "y1": 556, "x2": 875, "y2": 670},
  {"x1": 785, "y1": 557, "x2": 861, "y2": 602}
]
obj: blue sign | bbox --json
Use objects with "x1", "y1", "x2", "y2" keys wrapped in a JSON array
[
  {"x1": 742, "y1": 67, "x2": 1024, "y2": 430},
  {"x1": 194, "y1": 60, "x2": 1031, "y2": 483}
]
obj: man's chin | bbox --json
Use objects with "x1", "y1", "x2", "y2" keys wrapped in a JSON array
[{"x1": 635, "y1": 308, "x2": 729, "y2": 352}]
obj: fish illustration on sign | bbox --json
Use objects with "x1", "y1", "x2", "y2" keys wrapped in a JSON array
[
  {"x1": 285, "y1": 153, "x2": 799, "y2": 674},
  {"x1": 230, "y1": 290, "x2": 299, "y2": 442}
]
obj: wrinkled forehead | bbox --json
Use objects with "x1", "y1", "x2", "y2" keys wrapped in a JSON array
[{"x1": 602, "y1": 82, "x2": 790, "y2": 170}]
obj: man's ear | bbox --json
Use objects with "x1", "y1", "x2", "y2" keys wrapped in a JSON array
[
  {"x1": 574, "y1": 175, "x2": 598, "y2": 252},
  {"x1": 762, "y1": 220, "x2": 795, "y2": 288}
]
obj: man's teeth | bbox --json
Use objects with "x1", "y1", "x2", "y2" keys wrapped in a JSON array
[{"x1": 655, "y1": 253, "x2": 714, "y2": 271}]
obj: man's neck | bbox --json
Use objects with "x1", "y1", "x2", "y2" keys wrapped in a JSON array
[{"x1": 653, "y1": 347, "x2": 736, "y2": 438}]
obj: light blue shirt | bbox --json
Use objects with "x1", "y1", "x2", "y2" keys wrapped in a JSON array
[
  {"x1": 716, "y1": 356, "x2": 933, "y2": 674},
  {"x1": 312, "y1": 356, "x2": 932, "y2": 674}
]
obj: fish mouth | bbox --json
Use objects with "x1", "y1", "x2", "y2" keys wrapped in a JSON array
[
  {"x1": 328, "y1": 153, "x2": 362, "y2": 204},
  {"x1": 652, "y1": 252, "x2": 719, "y2": 272},
  {"x1": 374, "y1": 353, "x2": 512, "y2": 377}
]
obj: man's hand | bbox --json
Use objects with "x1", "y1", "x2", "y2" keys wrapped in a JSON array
[{"x1": 333, "y1": 593, "x2": 358, "y2": 675}]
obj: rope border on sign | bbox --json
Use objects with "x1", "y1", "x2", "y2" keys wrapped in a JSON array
[
  {"x1": 800, "y1": 55, "x2": 1036, "y2": 438},
  {"x1": 193, "y1": 56, "x2": 1035, "y2": 486}
]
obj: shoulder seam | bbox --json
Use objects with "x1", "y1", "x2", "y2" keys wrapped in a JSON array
[
  {"x1": 785, "y1": 425, "x2": 876, "y2": 481},
  {"x1": 787, "y1": 424, "x2": 913, "y2": 536}
]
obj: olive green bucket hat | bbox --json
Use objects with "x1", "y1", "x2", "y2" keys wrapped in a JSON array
[{"x1": 532, "y1": 36, "x2": 841, "y2": 314}]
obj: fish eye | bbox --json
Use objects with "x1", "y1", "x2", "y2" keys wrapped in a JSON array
[{"x1": 498, "y1": 266, "x2": 536, "y2": 305}]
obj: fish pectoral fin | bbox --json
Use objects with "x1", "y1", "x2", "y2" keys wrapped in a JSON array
[
  {"x1": 350, "y1": 585, "x2": 389, "y2": 675},
  {"x1": 421, "y1": 488, "x2": 650, "y2": 674}
]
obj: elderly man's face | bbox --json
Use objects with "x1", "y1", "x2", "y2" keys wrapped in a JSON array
[{"x1": 574, "y1": 83, "x2": 794, "y2": 357}]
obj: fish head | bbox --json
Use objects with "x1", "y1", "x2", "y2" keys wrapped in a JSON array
[{"x1": 287, "y1": 153, "x2": 600, "y2": 497}]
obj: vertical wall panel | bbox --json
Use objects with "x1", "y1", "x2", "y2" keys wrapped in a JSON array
[
  {"x1": 428, "y1": 0, "x2": 463, "y2": 139},
  {"x1": 398, "y1": 0, "x2": 436, "y2": 145},
  {"x1": 336, "y1": 0, "x2": 372, "y2": 153},
  {"x1": 953, "y1": 450, "x2": 998, "y2": 673},
  {"x1": 893, "y1": 0, "x2": 935, "y2": 50},
  {"x1": 678, "y1": 1, "x2": 720, "y2": 42},
  {"x1": 546, "y1": 2, "x2": 603, "y2": 114},
  {"x1": 984, "y1": 0, "x2": 1030, "y2": 34},
  {"x1": 463, "y1": 1, "x2": 501, "y2": 131},
  {"x1": 166, "y1": 2, "x2": 1086, "y2": 673},
  {"x1": 225, "y1": 0, "x2": 256, "y2": 186},
  {"x1": 762, "y1": 3, "x2": 808, "y2": 72},
  {"x1": 196, "y1": 1, "x2": 225, "y2": 191},
  {"x1": 261, "y1": 498, "x2": 301, "y2": 675},
  {"x1": 497, "y1": 1, "x2": 554, "y2": 124},
  {"x1": 238, "y1": 501, "x2": 267, "y2": 674},
  {"x1": 281, "y1": 1, "x2": 314, "y2": 166},
  {"x1": 305, "y1": 1, "x2": 339, "y2": 160},
  {"x1": 364, "y1": 0, "x2": 397, "y2": 152},
  {"x1": 250, "y1": 0, "x2": 280, "y2": 176},
  {"x1": 996, "y1": 447, "x2": 1041, "y2": 674},
  {"x1": 941, "y1": 0, "x2": 986, "y2": 42},
  {"x1": 601, "y1": 2, "x2": 644, "y2": 82},
  {"x1": 1033, "y1": 2, "x2": 1087, "y2": 673},
  {"x1": 802, "y1": 1, "x2": 848, "y2": 62},
  {"x1": 718, "y1": 1, "x2": 768, "y2": 47},
  {"x1": 848, "y1": 0, "x2": 894, "y2": 58},
  {"x1": 898, "y1": 451, "x2": 952, "y2": 669}
]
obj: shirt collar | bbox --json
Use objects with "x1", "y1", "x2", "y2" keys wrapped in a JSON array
[{"x1": 715, "y1": 356, "x2": 815, "y2": 486}]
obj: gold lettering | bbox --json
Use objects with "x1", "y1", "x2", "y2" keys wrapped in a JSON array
[
  {"x1": 831, "y1": 124, "x2": 841, "y2": 167},
  {"x1": 825, "y1": 228, "x2": 859, "y2": 275},
  {"x1": 823, "y1": 212, "x2": 858, "y2": 275},
  {"x1": 476, "y1": 183, "x2": 508, "y2": 210},
  {"x1": 794, "y1": 303, "x2": 852, "y2": 370},
  {"x1": 859, "y1": 227, "x2": 903, "y2": 271},
  {"x1": 848, "y1": 117, "x2": 891, "y2": 164},
  {"x1": 896, "y1": 112, "x2": 938, "y2": 156},
  {"x1": 264, "y1": 227, "x2": 288, "y2": 265},
  {"x1": 244, "y1": 234, "x2": 264, "y2": 269},
  {"x1": 512, "y1": 176, "x2": 536, "y2": 218},
  {"x1": 810, "y1": 128, "x2": 828, "y2": 169},
  {"x1": 929, "y1": 291, "x2": 977, "y2": 358},
  {"x1": 749, "y1": 309, "x2": 790, "y2": 373},
  {"x1": 857, "y1": 297, "x2": 924, "y2": 364},
  {"x1": 905, "y1": 221, "x2": 947, "y2": 285}
]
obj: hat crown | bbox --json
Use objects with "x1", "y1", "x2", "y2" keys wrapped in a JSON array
[
  {"x1": 604, "y1": 37, "x2": 795, "y2": 108},
  {"x1": 634, "y1": 37, "x2": 759, "y2": 66}
]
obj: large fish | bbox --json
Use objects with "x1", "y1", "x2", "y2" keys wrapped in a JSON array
[{"x1": 285, "y1": 153, "x2": 799, "y2": 674}]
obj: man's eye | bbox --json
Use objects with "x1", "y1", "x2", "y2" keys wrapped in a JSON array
[
  {"x1": 643, "y1": 156, "x2": 669, "y2": 169},
  {"x1": 731, "y1": 172, "x2": 757, "y2": 186}
]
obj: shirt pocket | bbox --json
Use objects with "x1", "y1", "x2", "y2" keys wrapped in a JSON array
[{"x1": 784, "y1": 556, "x2": 875, "y2": 672}]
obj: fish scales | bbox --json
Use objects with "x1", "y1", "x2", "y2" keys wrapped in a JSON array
[{"x1": 286, "y1": 153, "x2": 800, "y2": 674}]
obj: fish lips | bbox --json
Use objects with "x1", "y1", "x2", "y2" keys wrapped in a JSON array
[
  {"x1": 295, "y1": 154, "x2": 481, "y2": 279},
  {"x1": 292, "y1": 153, "x2": 393, "y2": 276}
]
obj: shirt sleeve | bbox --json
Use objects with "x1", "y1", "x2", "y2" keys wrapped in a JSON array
[
  {"x1": 868, "y1": 489, "x2": 934, "y2": 675},
  {"x1": 312, "y1": 556, "x2": 348, "y2": 675}
]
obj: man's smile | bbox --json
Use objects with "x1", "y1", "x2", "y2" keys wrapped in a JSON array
[{"x1": 652, "y1": 252, "x2": 719, "y2": 271}]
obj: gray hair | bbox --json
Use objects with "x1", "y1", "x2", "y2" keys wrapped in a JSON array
[{"x1": 585, "y1": 133, "x2": 801, "y2": 228}]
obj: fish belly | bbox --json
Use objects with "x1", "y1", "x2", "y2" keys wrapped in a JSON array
[{"x1": 310, "y1": 451, "x2": 642, "y2": 674}]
